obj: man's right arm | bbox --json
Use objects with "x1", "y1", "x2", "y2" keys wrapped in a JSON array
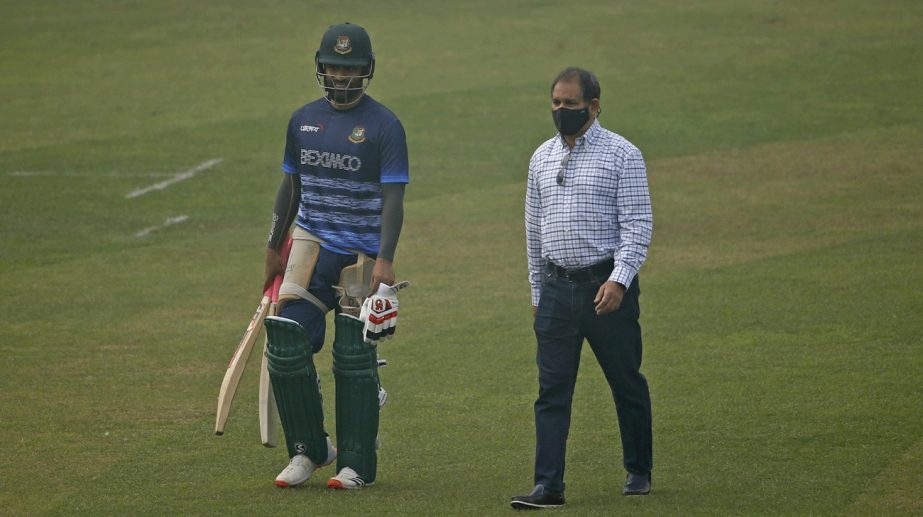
[
  {"x1": 264, "y1": 173, "x2": 300, "y2": 289},
  {"x1": 525, "y1": 156, "x2": 544, "y2": 308}
]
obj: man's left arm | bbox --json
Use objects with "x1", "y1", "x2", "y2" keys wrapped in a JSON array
[
  {"x1": 371, "y1": 117, "x2": 410, "y2": 293},
  {"x1": 360, "y1": 122, "x2": 408, "y2": 343},
  {"x1": 597, "y1": 146, "x2": 653, "y2": 314},
  {"x1": 371, "y1": 183, "x2": 405, "y2": 291}
]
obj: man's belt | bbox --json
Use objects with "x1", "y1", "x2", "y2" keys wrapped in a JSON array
[{"x1": 546, "y1": 260, "x2": 613, "y2": 283}]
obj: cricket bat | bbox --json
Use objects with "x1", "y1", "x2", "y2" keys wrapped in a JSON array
[
  {"x1": 258, "y1": 281, "x2": 281, "y2": 447},
  {"x1": 214, "y1": 283, "x2": 275, "y2": 436},
  {"x1": 259, "y1": 235, "x2": 291, "y2": 447}
]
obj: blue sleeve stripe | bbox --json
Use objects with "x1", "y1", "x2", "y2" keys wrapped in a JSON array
[{"x1": 381, "y1": 173, "x2": 409, "y2": 184}]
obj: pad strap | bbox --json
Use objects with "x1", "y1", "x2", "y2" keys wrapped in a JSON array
[{"x1": 280, "y1": 282, "x2": 330, "y2": 313}]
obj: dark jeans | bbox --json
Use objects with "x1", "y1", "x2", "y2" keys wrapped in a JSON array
[
  {"x1": 532, "y1": 273, "x2": 652, "y2": 493},
  {"x1": 279, "y1": 247, "x2": 357, "y2": 353}
]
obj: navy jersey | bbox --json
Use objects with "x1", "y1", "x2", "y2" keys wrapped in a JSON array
[{"x1": 282, "y1": 95, "x2": 409, "y2": 255}]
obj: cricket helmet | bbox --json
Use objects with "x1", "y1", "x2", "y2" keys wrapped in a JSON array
[{"x1": 315, "y1": 22, "x2": 375, "y2": 108}]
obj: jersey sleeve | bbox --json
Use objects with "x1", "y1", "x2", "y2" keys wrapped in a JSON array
[
  {"x1": 281, "y1": 115, "x2": 299, "y2": 174},
  {"x1": 379, "y1": 118, "x2": 409, "y2": 184}
]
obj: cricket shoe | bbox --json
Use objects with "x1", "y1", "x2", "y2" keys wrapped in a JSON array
[
  {"x1": 274, "y1": 437, "x2": 337, "y2": 488},
  {"x1": 327, "y1": 467, "x2": 373, "y2": 490}
]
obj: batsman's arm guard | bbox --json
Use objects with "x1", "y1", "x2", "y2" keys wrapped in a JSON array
[{"x1": 264, "y1": 316, "x2": 329, "y2": 463}]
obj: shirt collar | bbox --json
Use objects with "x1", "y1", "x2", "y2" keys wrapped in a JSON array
[{"x1": 557, "y1": 119, "x2": 601, "y2": 151}]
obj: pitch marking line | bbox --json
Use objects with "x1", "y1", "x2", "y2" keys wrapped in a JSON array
[
  {"x1": 134, "y1": 215, "x2": 190, "y2": 238},
  {"x1": 125, "y1": 158, "x2": 223, "y2": 199},
  {"x1": 9, "y1": 171, "x2": 177, "y2": 178}
]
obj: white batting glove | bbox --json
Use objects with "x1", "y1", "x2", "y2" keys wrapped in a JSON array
[{"x1": 360, "y1": 281, "x2": 410, "y2": 344}]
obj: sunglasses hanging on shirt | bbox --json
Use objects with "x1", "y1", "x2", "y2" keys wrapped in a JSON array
[{"x1": 557, "y1": 153, "x2": 571, "y2": 185}]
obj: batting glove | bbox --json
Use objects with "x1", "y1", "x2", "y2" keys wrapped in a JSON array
[{"x1": 360, "y1": 281, "x2": 410, "y2": 344}]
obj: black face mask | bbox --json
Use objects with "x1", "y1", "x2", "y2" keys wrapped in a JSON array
[{"x1": 552, "y1": 107, "x2": 590, "y2": 136}]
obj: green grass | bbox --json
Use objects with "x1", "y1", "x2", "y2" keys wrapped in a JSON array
[{"x1": 1, "y1": 1, "x2": 921, "y2": 515}]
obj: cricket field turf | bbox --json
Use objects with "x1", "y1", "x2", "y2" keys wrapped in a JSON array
[{"x1": 1, "y1": 1, "x2": 920, "y2": 515}]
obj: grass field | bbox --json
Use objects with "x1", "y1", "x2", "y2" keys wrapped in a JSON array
[{"x1": 1, "y1": 1, "x2": 921, "y2": 515}]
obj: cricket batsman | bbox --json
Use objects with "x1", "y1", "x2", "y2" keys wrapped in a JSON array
[{"x1": 261, "y1": 22, "x2": 409, "y2": 490}]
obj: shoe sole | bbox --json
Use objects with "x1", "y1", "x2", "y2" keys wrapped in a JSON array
[
  {"x1": 274, "y1": 479, "x2": 303, "y2": 488},
  {"x1": 510, "y1": 501, "x2": 564, "y2": 510},
  {"x1": 327, "y1": 478, "x2": 374, "y2": 490}
]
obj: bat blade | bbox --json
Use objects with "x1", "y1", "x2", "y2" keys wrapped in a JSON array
[
  {"x1": 258, "y1": 305, "x2": 279, "y2": 447},
  {"x1": 259, "y1": 235, "x2": 290, "y2": 447},
  {"x1": 215, "y1": 289, "x2": 273, "y2": 436}
]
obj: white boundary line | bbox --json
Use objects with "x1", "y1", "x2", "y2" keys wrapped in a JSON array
[
  {"x1": 134, "y1": 215, "x2": 190, "y2": 238},
  {"x1": 8, "y1": 159, "x2": 222, "y2": 238},
  {"x1": 125, "y1": 158, "x2": 223, "y2": 199}
]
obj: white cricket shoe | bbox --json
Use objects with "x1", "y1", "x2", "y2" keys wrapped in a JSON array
[
  {"x1": 274, "y1": 437, "x2": 337, "y2": 488},
  {"x1": 327, "y1": 467, "x2": 373, "y2": 490}
]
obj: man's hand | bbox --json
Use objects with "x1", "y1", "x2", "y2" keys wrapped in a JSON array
[
  {"x1": 264, "y1": 248, "x2": 284, "y2": 292},
  {"x1": 368, "y1": 257, "x2": 395, "y2": 295},
  {"x1": 594, "y1": 281, "x2": 625, "y2": 315}
]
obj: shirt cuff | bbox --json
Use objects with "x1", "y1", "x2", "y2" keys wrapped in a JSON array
[{"x1": 609, "y1": 265, "x2": 636, "y2": 289}]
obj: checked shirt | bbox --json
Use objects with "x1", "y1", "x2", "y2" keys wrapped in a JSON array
[{"x1": 525, "y1": 120, "x2": 653, "y2": 306}]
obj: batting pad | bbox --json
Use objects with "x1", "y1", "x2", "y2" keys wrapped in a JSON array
[
  {"x1": 264, "y1": 316, "x2": 329, "y2": 463},
  {"x1": 332, "y1": 313, "x2": 381, "y2": 483}
]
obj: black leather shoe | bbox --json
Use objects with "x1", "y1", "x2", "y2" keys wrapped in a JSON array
[
  {"x1": 622, "y1": 472, "x2": 652, "y2": 495},
  {"x1": 511, "y1": 484, "x2": 565, "y2": 509}
]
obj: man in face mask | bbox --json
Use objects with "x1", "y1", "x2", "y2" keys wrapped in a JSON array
[{"x1": 512, "y1": 67, "x2": 655, "y2": 509}]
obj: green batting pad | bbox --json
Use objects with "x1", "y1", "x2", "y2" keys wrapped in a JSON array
[
  {"x1": 332, "y1": 314, "x2": 380, "y2": 483},
  {"x1": 265, "y1": 316, "x2": 329, "y2": 464}
]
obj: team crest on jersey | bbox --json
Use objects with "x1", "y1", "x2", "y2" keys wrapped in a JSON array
[
  {"x1": 348, "y1": 126, "x2": 366, "y2": 143},
  {"x1": 335, "y1": 35, "x2": 352, "y2": 55}
]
